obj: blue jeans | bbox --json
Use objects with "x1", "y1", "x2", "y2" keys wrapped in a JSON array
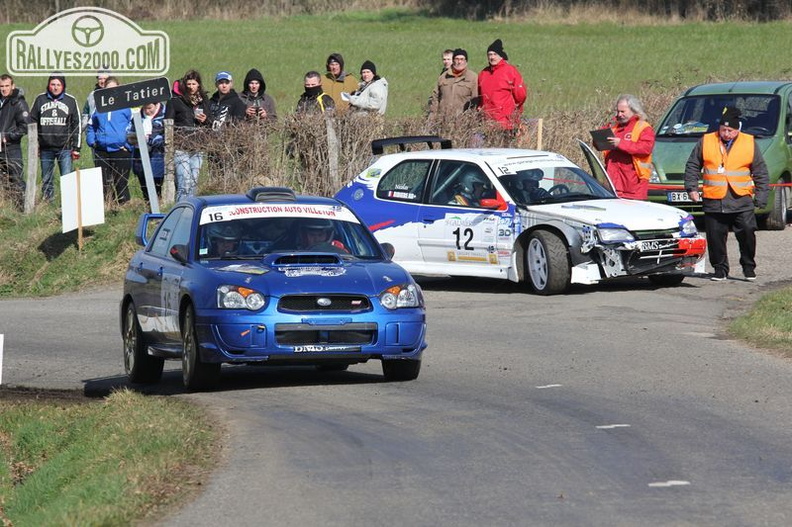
[
  {"x1": 40, "y1": 148, "x2": 73, "y2": 202},
  {"x1": 174, "y1": 150, "x2": 203, "y2": 202}
]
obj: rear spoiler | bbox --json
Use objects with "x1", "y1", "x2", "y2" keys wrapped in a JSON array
[{"x1": 371, "y1": 136, "x2": 452, "y2": 155}]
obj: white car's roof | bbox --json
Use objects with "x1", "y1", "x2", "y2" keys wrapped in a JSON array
[{"x1": 380, "y1": 148, "x2": 575, "y2": 166}]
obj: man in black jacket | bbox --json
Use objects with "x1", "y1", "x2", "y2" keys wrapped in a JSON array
[
  {"x1": 29, "y1": 73, "x2": 81, "y2": 203},
  {"x1": 0, "y1": 74, "x2": 29, "y2": 210},
  {"x1": 209, "y1": 71, "x2": 247, "y2": 129}
]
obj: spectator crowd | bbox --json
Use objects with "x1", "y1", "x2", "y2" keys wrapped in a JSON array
[{"x1": 0, "y1": 39, "x2": 529, "y2": 210}]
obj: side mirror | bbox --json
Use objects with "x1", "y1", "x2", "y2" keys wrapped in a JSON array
[
  {"x1": 479, "y1": 193, "x2": 508, "y2": 210},
  {"x1": 478, "y1": 198, "x2": 501, "y2": 209},
  {"x1": 170, "y1": 244, "x2": 189, "y2": 264},
  {"x1": 381, "y1": 242, "x2": 395, "y2": 260},
  {"x1": 135, "y1": 213, "x2": 165, "y2": 247}
]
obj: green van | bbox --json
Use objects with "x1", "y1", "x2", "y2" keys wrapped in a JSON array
[{"x1": 649, "y1": 81, "x2": 792, "y2": 230}]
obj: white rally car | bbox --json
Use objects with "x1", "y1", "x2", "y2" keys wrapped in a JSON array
[{"x1": 335, "y1": 137, "x2": 706, "y2": 295}]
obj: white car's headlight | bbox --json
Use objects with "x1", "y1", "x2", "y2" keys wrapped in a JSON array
[
  {"x1": 217, "y1": 285, "x2": 266, "y2": 310},
  {"x1": 380, "y1": 283, "x2": 423, "y2": 310},
  {"x1": 597, "y1": 227, "x2": 635, "y2": 243},
  {"x1": 680, "y1": 216, "x2": 698, "y2": 237},
  {"x1": 649, "y1": 165, "x2": 660, "y2": 184}
]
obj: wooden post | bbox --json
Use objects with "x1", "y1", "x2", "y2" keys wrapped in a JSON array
[
  {"x1": 162, "y1": 118, "x2": 175, "y2": 206},
  {"x1": 76, "y1": 167, "x2": 84, "y2": 251},
  {"x1": 326, "y1": 117, "x2": 339, "y2": 193},
  {"x1": 24, "y1": 123, "x2": 38, "y2": 214}
]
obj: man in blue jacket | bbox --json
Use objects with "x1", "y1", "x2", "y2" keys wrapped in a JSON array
[{"x1": 86, "y1": 77, "x2": 133, "y2": 204}]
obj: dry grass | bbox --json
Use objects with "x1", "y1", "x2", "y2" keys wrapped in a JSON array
[{"x1": 164, "y1": 82, "x2": 682, "y2": 199}]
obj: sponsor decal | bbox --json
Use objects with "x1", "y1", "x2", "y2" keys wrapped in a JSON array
[
  {"x1": 283, "y1": 267, "x2": 347, "y2": 277},
  {"x1": 216, "y1": 264, "x2": 269, "y2": 275},
  {"x1": 200, "y1": 204, "x2": 359, "y2": 225},
  {"x1": 7, "y1": 7, "x2": 169, "y2": 76},
  {"x1": 293, "y1": 345, "x2": 361, "y2": 353}
]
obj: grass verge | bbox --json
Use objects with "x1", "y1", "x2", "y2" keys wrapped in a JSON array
[
  {"x1": 729, "y1": 286, "x2": 792, "y2": 357},
  {"x1": 0, "y1": 389, "x2": 219, "y2": 527}
]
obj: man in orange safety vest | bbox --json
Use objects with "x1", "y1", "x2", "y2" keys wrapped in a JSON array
[{"x1": 684, "y1": 106, "x2": 769, "y2": 282}]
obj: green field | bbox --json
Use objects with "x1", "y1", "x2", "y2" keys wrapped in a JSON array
[
  {"x1": 1, "y1": 11, "x2": 792, "y2": 526},
  {"x1": 3, "y1": 11, "x2": 792, "y2": 118}
]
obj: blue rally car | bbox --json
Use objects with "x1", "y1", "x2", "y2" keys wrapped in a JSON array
[{"x1": 120, "y1": 187, "x2": 426, "y2": 391}]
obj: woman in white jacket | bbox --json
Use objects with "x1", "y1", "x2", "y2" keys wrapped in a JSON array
[{"x1": 345, "y1": 60, "x2": 388, "y2": 115}]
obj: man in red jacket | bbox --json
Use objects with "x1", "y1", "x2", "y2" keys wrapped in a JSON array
[
  {"x1": 602, "y1": 94, "x2": 656, "y2": 200},
  {"x1": 477, "y1": 39, "x2": 527, "y2": 132}
]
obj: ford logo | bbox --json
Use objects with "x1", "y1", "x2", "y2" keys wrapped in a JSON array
[{"x1": 317, "y1": 297, "x2": 332, "y2": 307}]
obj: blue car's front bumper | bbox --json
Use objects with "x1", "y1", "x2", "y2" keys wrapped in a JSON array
[{"x1": 192, "y1": 306, "x2": 426, "y2": 364}]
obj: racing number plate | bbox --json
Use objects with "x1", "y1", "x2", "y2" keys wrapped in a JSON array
[{"x1": 667, "y1": 191, "x2": 691, "y2": 203}]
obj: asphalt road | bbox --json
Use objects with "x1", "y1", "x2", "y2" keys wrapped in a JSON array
[{"x1": 2, "y1": 231, "x2": 792, "y2": 526}]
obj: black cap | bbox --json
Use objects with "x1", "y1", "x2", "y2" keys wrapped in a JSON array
[
  {"x1": 452, "y1": 48, "x2": 468, "y2": 60},
  {"x1": 487, "y1": 39, "x2": 508, "y2": 60},
  {"x1": 720, "y1": 106, "x2": 742, "y2": 129}
]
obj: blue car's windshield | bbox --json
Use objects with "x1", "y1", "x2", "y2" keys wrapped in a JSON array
[
  {"x1": 199, "y1": 216, "x2": 383, "y2": 260},
  {"x1": 657, "y1": 94, "x2": 780, "y2": 138},
  {"x1": 498, "y1": 165, "x2": 614, "y2": 206}
]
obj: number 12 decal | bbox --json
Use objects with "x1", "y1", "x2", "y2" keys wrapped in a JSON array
[{"x1": 453, "y1": 227, "x2": 474, "y2": 250}]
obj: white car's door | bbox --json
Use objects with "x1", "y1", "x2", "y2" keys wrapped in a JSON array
[
  {"x1": 415, "y1": 160, "x2": 511, "y2": 278},
  {"x1": 578, "y1": 139, "x2": 618, "y2": 194}
]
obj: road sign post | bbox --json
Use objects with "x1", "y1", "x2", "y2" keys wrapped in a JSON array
[{"x1": 94, "y1": 77, "x2": 171, "y2": 213}]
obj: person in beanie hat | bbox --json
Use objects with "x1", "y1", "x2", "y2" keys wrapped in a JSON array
[
  {"x1": 486, "y1": 39, "x2": 508, "y2": 60},
  {"x1": 477, "y1": 39, "x2": 527, "y2": 131},
  {"x1": 345, "y1": 60, "x2": 388, "y2": 115},
  {"x1": 29, "y1": 72, "x2": 81, "y2": 202},
  {"x1": 322, "y1": 53, "x2": 358, "y2": 112},
  {"x1": 428, "y1": 47, "x2": 478, "y2": 122},
  {"x1": 684, "y1": 105, "x2": 769, "y2": 281}
]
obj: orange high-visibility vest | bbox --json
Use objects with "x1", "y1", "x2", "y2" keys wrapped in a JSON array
[
  {"x1": 701, "y1": 131, "x2": 755, "y2": 199},
  {"x1": 604, "y1": 119, "x2": 653, "y2": 180}
]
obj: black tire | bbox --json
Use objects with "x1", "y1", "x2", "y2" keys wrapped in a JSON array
[
  {"x1": 525, "y1": 231, "x2": 571, "y2": 295},
  {"x1": 648, "y1": 274, "x2": 685, "y2": 287},
  {"x1": 182, "y1": 306, "x2": 221, "y2": 391},
  {"x1": 123, "y1": 302, "x2": 164, "y2": 384},
  {"x1": 764, "y1": 183, "x2": 789, "y2": 231},
  {"x1": 382, "y1": 360, "x2": 421, "y2": 381}
]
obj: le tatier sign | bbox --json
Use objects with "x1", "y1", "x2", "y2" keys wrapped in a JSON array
[{"x1": 94, "y1": 76, "x2": 171, "y2": 113}]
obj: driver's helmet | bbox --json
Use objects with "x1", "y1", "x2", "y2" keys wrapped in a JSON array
[
  {"x1": 518, "y1": 168, "x2": 544, "y2": 189},
  {"x1": 299, "y1": 218, "x2": 334, "y2": 247},
  {"x1": 458, "y1": 170, "x2": 488, "y2": 194},
  {"x1": 206, "y1": 222, "x2": 240, "y2": 255}
]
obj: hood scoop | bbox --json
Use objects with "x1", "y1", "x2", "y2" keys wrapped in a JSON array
[{"x1": 274, "y1": 254, "x2": 343, "y2": 266}]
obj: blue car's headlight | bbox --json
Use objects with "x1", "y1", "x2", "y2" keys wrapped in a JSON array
[
  {"x1": 597, "y1": 227, "x2": 635, "y2": 243},
  {"x1": 217, "y1": 285, "x2": 266, "y2": 310},
  {"x1": 380, "y1": 284, "x2": 423, "y2": 310},
  {"x1": 680, "y1": 217, "x2": 698, "y2": 237}
]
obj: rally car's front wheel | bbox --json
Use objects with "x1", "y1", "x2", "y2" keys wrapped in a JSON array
[
  {"x1": 182, "y1": 305, "x2": 221, "y2": 391},
  {"x1": 525, "y1": 231, "x2": 571, "y2": 295}
]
